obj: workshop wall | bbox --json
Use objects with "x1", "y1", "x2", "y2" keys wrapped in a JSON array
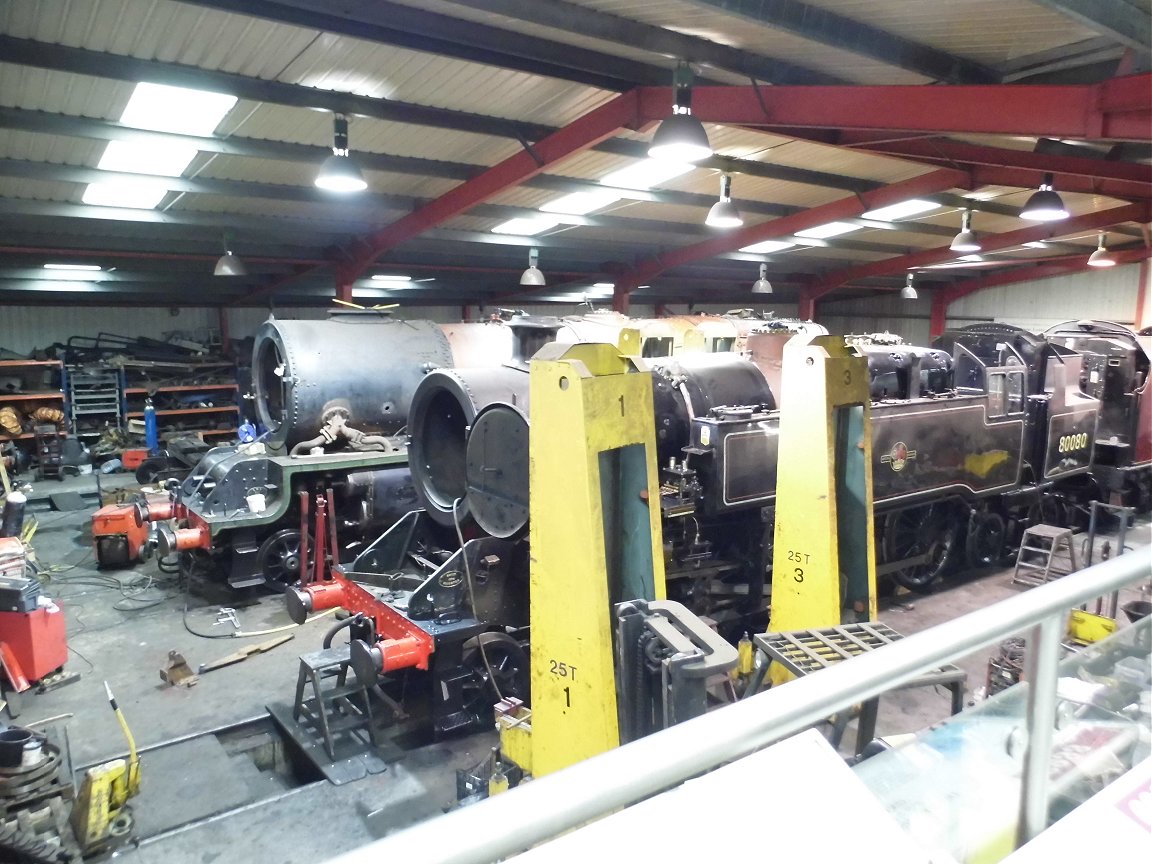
[
  {"x1": 0, "y1": 305, "x2": 222, "y2": 356},
  {"x1": 819, "y1": 294, "x2": 932, "y2": 345},
  {"x1": 946, "y1": 263, "x2": 1143, "y2": 332}
]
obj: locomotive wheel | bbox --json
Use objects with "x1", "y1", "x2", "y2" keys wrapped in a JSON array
[
  {"x1": 460, "y1": 632, "x2": 530, "y2": 715},
  {"x1": 256, "y1": 529, "x2": 307, "y2": 585},
  {"x1": 883, "y1": 504, "x2": 958, "y2": 592},
  {"x1": 965, "y1": 510, "x2": 1006, "y2": 568}
]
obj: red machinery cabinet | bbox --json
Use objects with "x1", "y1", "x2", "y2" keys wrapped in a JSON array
[{"x1": 0, "y1": 602, "x2": 68, "y2": 683}]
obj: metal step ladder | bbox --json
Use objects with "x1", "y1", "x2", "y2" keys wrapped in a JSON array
[
  {"x1": 1013, "y1": 524, "x2": 1079, "y2": 587},
  {"x1": 292, "y1": 645, "x2": 378, "y2": 760}
]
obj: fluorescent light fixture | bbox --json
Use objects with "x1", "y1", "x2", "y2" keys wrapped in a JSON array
[
  {"x1": 43, "y1": 263, "x2": 101, "y2": 271},
  {"x1": 1087, "y1": 233, "x2": 1116, "y2": 268},
  {"x1": 540, "y1": 190, "x2": 620, "y2": 215},
  {"x1": 600, "y1": 160, "x2": 693, "y2": 191},
  {"x1": 371, "y1": 274, "x2": 412, "y2": 282},
  {"x1": 794, "y1": 222, "x2": 860, "y2": 240},
  {"x1": 1023, "y1": 241, "x2": 1050, "y2": 249},
  {"x1": 492, "y1": 217, "x2": 560, "y2": 235},
  {"x1": 1020, "y1": 173, "x2": 1068, "y2": 221},
  {"x1": 958, "y1": 254, "x2": 985, "y2": 262},
  {"x1": 592, "y1": 282, "x2": 615, "y2": 289},
  {"x1": 97, "y1": 139, "x2": 198, "y2": 177},
  {"x1": 739, "y1": 239, "x2": 796, "y2": 254},
  {"x1": 861, "y1": 199, "x2": 938, "y2": 221},
  {"x1": 119, "y1": 82, "x2": 237, "y2": 135},
  {"x1": 82, "y1": 177, "x2": 170, "y2": 209}
]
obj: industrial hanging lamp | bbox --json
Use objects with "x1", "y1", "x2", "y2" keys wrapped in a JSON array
[
  {"x1": 706, "y1": 173, "x2": 743, "y2": 228},
  {"x1": 213, "y1": 234, "x2": 247, "y2": 276},
  {"x1": 1020, "y1": 173, "x2": 1068, "y2": 221},
  {"x1": 900, "y1": 272, "x2": 918, "y2": 300},
  {"x1": 949, "y1": 209, "x2": 981, "y2": 253},
  {"x1": 519, "y1": 247, "x2": 545, "y2": 286},
  {"x1": 648, "y1": 62, "x2": 712, "y2": 163},
  {"x1": 751, "y1": 263, "x2": 773, "y2": 294},
  {"x1": 1087, "y1": 233, "x2": 1117, "y2": 268},
  {"x1": 315, "y1": 114, "x2": 368, "y2": 193}
]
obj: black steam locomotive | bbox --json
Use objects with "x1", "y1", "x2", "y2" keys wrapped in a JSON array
[{"x1": 401, "y1": 318, "x2": 1148, "y2": 633}]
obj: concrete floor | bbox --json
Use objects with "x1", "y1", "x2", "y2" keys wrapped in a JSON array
[{"x1": 5, "y1": 469, "x2": 1150, "y2": 863}]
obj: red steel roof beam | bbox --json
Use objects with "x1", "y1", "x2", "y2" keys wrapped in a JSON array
[
  {"x1": 637, "y1": 74, "x2": 1152, "y2": 140},
  {"x1": 850, "y1": 139, "x2": 1152, "y2": 186},
  {"x1": 334, "y1": 90, "x2": 643, "y2": 289},
  {"x1": 622, "y1": 167, "x2": 970, "y2": 293},
  {"x1": 813, "y1": 201, "x2": 1151, "y2": 301}
]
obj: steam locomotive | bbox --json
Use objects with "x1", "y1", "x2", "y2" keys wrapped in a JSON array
[
  {"x1": 276, "y1": 316, "x2": 1147, "y2": 738},
  {"x1": 400, "y1": 318, "x2": 1147, "y2": 628},
  {"x1": 152, "y1": 309, "x2": 772, "y2": 586}
]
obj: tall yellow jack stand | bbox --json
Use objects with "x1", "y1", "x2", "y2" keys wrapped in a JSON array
[
  {"x1": 768, "y1": 336, "x2": 878, "y2": 683},
  {"x1": 497, "y1": 342, "x2": 736, "y2": 780}
]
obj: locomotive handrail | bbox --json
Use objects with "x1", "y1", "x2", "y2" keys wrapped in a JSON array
[{"x1": 327, "y1": 550, "x2": 1150, "y2": 864}]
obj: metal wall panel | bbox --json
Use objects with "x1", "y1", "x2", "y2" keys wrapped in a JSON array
[
  {"x1": 0, "y1": 304, "x2": 218, "y2": 355},
  {"x1": 946, "y1": 263, "x2": 1141, "y2": 332},
  {"x1": 819, "y1": 292, "x2": 933, "y2": 344}
]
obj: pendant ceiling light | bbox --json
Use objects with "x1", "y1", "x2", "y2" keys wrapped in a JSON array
[
  {"x1": 213, "y1": 234, "x2": 247, "y2": 276},
  {"x1": 648, "y1": 63, "x2": 712, "y2": 163},
  {"x1": 315, "y1": 114, "x2": 367, "y2": 193},
  {"x1": 900, "y1": 272, "x2": 918, "y2": 300},
  {"x1": 706, "y1": 173, "x2": 743, "y2": 229},
  {"x1": 949, "y1": 209, "x2": 981, "y2": 253},
  {"x1": 1020, "y1": 172, "x2": 1068, "y2": 222},
  {"x1": 1087, "y1": 233, "x2": 1117, "y2": 268},
  {"x1": 519, "y1": 247, "x2": 545, "y2": 286},
  {"x1": 751, "y1": 263, "x2": 773, "y2": 294}
]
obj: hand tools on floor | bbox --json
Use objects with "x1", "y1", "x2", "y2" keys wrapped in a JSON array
[{"x1": 197, "y1": 634, "x2": 294, "y2": 675}]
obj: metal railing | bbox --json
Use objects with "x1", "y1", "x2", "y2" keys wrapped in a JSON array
[{"x1": 327, "y1": 552, "x2": 1150, "y2": 864}]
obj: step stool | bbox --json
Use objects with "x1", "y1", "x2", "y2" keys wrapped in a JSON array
[
  {"x1": 1013, "y1": 524, "x2": 1079, "y2": 587},
  {"x1": 292, "y1": 645, "x2": 378, "y2": 761}
]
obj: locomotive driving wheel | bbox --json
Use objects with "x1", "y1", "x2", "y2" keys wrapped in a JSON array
[
  {"x1": 459, "y1": 632, "x2": 530, "y2": 718},
  {"x1": 256, "y1": 529, "x2": 307, "y2": 585},
  {"x1": 882, "y1": 503, "x2": 958, "y2": 592}
]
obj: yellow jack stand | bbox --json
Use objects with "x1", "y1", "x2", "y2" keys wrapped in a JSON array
[
  {"x1": 515, "y1": 342, "x2": 667, "y2": 778},
  {"x1": 769, "y1": 335, "x2": 878, "y2": 639}
]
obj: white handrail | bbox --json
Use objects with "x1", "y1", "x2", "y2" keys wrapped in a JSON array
[{"x1": 327, "y1": 552, "x2": 1150, "y2": 864}]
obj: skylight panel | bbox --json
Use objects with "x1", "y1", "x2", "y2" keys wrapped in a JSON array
[
  {"x1": 860, "y1": 199, "x2": 939, "y2": 221},
  {"x1": 491, "y1": 217, "x2": 561, "y2": 235},
  {"x1": 600, "y1": 160, "x2": 693, "y2": 190},
  {"x1": 794, "y1": 222, "x2": 860, "y2": 240},
  {"x1": 82, "y1": 178, "x2": 170, "y2": 209},
  {"x1": 739, "y1": 240, "x2": 796, "y2": 254},
  {"x1": 119, "y1": 83, "x2": 238, "y2": 136}
]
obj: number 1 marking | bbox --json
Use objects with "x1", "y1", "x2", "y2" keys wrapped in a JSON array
[{"x1": 563, "y1": 686, "x2": 571, "y2": 708}]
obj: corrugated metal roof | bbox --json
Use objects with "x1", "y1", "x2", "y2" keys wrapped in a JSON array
[
  {"x1": 563, "y1": 0, "x2": 932, "y2": 83},
  {"x1": 796, "y1": 0, "x2": 1099, "y2": 66}
]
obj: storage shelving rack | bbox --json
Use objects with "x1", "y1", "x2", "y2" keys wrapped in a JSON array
[
  {"x1": 0, "y1": 359, "x2": 66, "y2": 442},
  {"x1": 123, "y1": 381, "x2": 239, "y2": 439}
]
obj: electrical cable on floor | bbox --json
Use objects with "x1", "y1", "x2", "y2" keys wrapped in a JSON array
[{"x1": 452, "y1": 497, "x2": 505, "y2": 702}]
